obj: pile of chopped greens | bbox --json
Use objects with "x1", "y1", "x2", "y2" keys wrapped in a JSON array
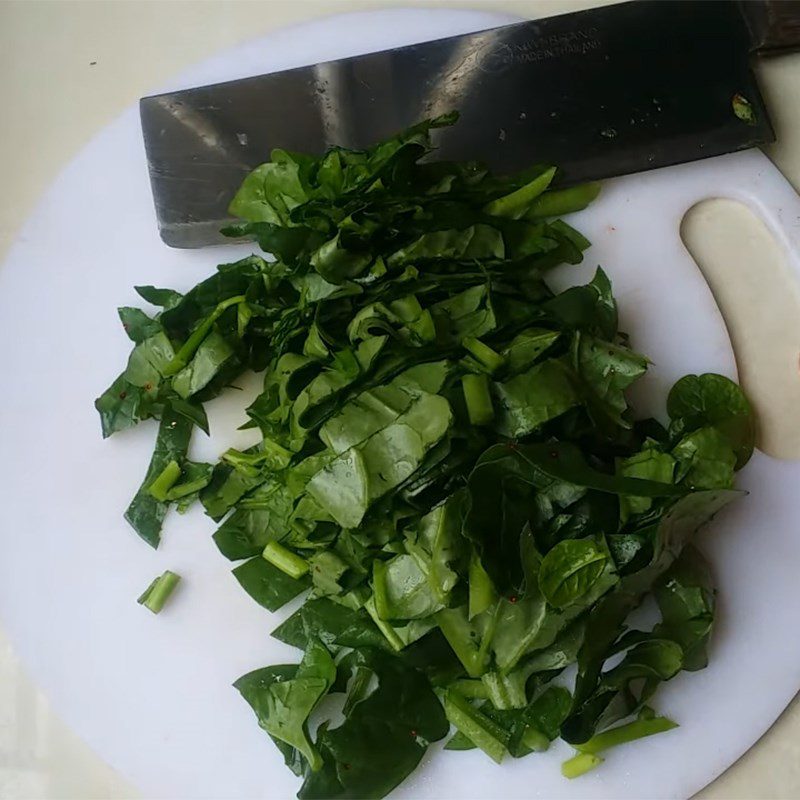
[{"x1": 96, "y1": 113, "x2": 754, "y2": 798}]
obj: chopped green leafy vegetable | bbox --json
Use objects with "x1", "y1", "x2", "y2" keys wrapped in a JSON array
[{"x1": 97, "y1": 113, "x2": 754, "y2": 797}]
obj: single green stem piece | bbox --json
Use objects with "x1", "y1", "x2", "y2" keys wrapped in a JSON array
[
  {"x1": 162, "y1": 295, "x2": 246, "y2": 376},
  {"x1": 262, "y1": 541, "x2": 309, "y2": 580},
  {"x1": 462, "y1": 373, "x2": 495, "y2": 426},
  {"x1": 449, "y1": 679, "x2": 489, "y2": 699},
  {"x1": 138, "y1": 570, "x2": 181, "y2": 614},
  {"x1": 165, "y1": 478, "x2": 208, "y2": 501},
  {"x1": 521, "y1": 726, "x2": 550, "y2": 753},
  {"x1": 462, "y1": 337, "x2": 505, "y2": 374},
  {"x1": 444, "y1": 690, "x2": 508, "y2": 764},
  {"x1": 562, "y1": 752, "x2": 603, "y2": 779},
  {"x1": 365, "y1": 596, "x2": 404, "y2": 652},
  {"x1": 575, "y1": 715, "x2": 678, "y2": 755},
  {"x1": 147, "y1": 460, "x2": 181, "y2": 502}
]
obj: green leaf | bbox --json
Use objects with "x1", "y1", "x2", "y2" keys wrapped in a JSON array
[
  {"x1": 431, "y1": 284, "x2": 496, "y2": 343},
  {"x1": 167, "y1": 397, "x2": 210, "y2": 435},
  {"x1": 307, "y1": 393, "x2": 452, "y2": 528},
  {"x1": 272, "y1": 597, "x2": 388, "y2": 653},
  {"x1": 373, "y1": 554, "x2": 444, "y2": 621},
  {"x1": 668, "y1": 373, "x2": 754, "y2": 469},
  {"x1": 463, "y1": 442, "x2": 679, "y2": 592},
  {"x1": 563, "y1": 490, "x2": 742, "y2": 744},
  {"x1": 94, "y1": 374, "x2": 155, "y2": 438},
  {"x1": 525, "y1": 182, "x2": 601, "y2": 218},
  {"x1": 572, "y1": 333, "x2": 648, "y2": 432},
  {"x1": 228, "y1": 158, "x2": 309, "y2": 225},
  {"x1": 484, "y1": 167, "x2": 556, "y2": 219},
  {"x1": 545, "y1": 268, "x2": 617, "y2": 340},
  {"x1": 492, "y1": 359, "x2": 579, "y2": 438},
  {"x1": 235, "y1": 638, "x2": 335, "y2": 772},
  {"x1": 502, "y1": 327, "x2": 560, "y2": 375},
  {"x1": 654, "y1": 545, "x2": 715, "y2": 671},
  {"x1": 124, "y1": 409, "x2": 193, "y2": 547},
  {"x1": 172, "y1": 331, "x2": 235, "y2": 399},
  {"x1": 619, "y1": 444, "x2": 676, "y2": 518},
  {"x1": 233, "y1": 556, "x2": 310, "y2": 612},
  {"x1": 118, "y1": 306, "x2": 161, "y2": 343},
  {"x1": 673, "y1": 427, "x2": 736, "y2": 489},
  {"x1": 134, "y1": 285, "x2": 183, "y2": 309},
  {"x1": 388, "y1": 224, "x2": 505, "y2": 266},
  {"x1": 299, "y1": 648, "x2": 449, "y2": 799},
  {"x1": 538, "y1": 538, "x2": 611, "y2": 609}
]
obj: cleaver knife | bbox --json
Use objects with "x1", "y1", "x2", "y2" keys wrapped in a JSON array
[{"x1": 140, "y1": 0, "x2": 799, "y2": 248}]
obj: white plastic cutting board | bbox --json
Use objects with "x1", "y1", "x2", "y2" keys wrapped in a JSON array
[{"x1": 1, "y1": 8, "x2": 800, "y2": 800}]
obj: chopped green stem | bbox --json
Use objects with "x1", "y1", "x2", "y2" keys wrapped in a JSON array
[
  {"x1": 137, "y1": 570, "x2": 181, "y2": 613},
  {"x1": 462, "y1": 373, "x2": 494, "y2": 426},
  {"x1": 562, "y1": 752, "x2": 603, "y2": 779},
  {"x1": 481, "y1": 671, "x2": 526, "y2": 710},
  {"x1": 575, "y1": 715, "x2": 678, "y2": 755},
  {"x1": 162, "y1": 295, "x2": 246, "y2": 376},
  {"x1": 436, "y1": 607, "x2": 487, "y2": 678},
  {"x1": 365, "y1": 596, "x2": 405, "y2": 651},
  {"x1": 444, "y1": 690, "x2": 508, "y2": 764},
  {"x1": 521, "y1": 726, "x2": 550, "y2": 753},
  {"x1": 462, "y1": 337, "x2": 504, "y2": 374},
  {"x1": 262, "y1": 541, "x2": 309, "y2": 580},
  {"x1": 147, "y1": 460, "x2": 181, "y2": 502},
  {"x1": 450, "y1": 679, "x2": 489, "y2": 699},
  {"x1": 165, "y1": 478, "x2": 209, "y2": 501}
]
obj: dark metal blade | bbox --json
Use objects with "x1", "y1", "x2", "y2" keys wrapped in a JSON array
[{"x1": 141, "y1": 0, "x2": 773, "y2": 248}]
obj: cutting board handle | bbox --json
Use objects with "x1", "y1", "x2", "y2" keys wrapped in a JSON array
[{"x1": 743, "y1": 0, "x2": 800, "y2": 54}]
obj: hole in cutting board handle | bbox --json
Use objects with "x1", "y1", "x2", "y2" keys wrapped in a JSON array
[{"x1": 681, "y1": 198, "x2": 800, "y2": 460}]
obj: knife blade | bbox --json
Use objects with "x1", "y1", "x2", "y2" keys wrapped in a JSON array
[{"x1": 140, "y1": 0, "x2": 782, "y2": 248}]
